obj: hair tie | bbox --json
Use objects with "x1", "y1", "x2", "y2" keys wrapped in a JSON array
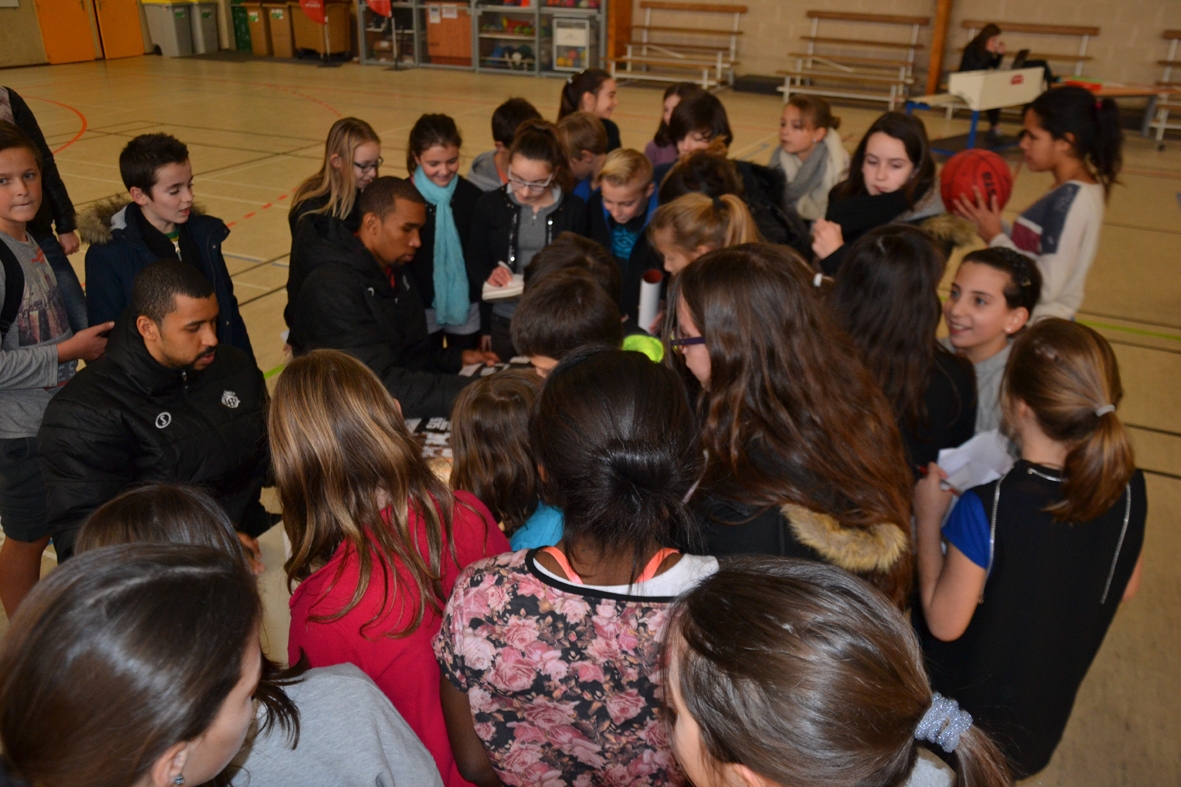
[
  {"x1": 567, "y1": 75, "x2": 574, "y2": 85},
  {"x1": 813, "y1": 272, "x2": 824, "y2": 288},
  {"x1": 1095, "y1": 404, "x2": 1115, "y2": 417},
  {"x1": 915, "y1": 693, "x2": 973, "y2": 753}
]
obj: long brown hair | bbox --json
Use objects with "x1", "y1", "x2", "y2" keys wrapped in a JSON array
[
  {"x1": 450, "y1": 370, "x2": 543, "y2": 533},
  {"x1": 669, "y1": 244, "x2": 913, "y2": 603},
  {"x1": 1002, "y1": 319, "x2": 1135, "y2": 522},
  {"x1": 291, "y1": 117, "x2": 381, "y2": 221},
  {"x1": 0, "y1": 544, "x2": 260, "y2": 787},
  {"x1": 829, "y1": 225, "x2": 955, "y2": 432},
  {"x1": 667, "y1": 557, "x2": 1013, "y2": 787},
  {"x1": 270, "y1": 350, "x2": 462, "y2": 636}
]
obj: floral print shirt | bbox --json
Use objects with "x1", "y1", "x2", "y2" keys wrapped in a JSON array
[{"x1": 434, "y1": 549, "x2": 709, "y2": 787}]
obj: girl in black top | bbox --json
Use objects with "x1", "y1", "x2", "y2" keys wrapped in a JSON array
[
  {"x1": 914, "y1": 319, "x2": 1146, "y2": 779},
  {"x1": 829, "y1": 225, "x2": 976, "y2": 473},
  {"x1": 669, "y1": 244, "x2": 916, "y2": 607},
  {"x1": 558, "y1": 69, "x2": 621, "y2": 152},
  {"x1": 405, "y1": 114, "x2": 484, "y2": 354},
  {"x1": 960, "y1": 24, "x2": 1005, "y2": 139}
]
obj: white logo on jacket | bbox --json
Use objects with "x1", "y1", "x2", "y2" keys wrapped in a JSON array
[
  {"x1": 155, "y1": 412, "x2": 171, "y2": 429},
  {"x1": 221, "y1": 390, "x2": 240, "y2": 409}
]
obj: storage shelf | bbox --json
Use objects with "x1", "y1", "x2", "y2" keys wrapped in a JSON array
[{"x1": 479, "y1": 32, "x2": 535, "y2": 39}]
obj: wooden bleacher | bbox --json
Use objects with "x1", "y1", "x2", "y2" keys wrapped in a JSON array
[
  {"x1": 961, "y1": 21, "x2": 1099, "y2": 78},
  {"x1": 1149, "y1": 30, "x2": 1181, "y2": 146},
  {"x1": 777, "y1": 11, "x2": 928, "y2": 111},
  {"x1": 611, "y1": 1, "x2": 746, "y2": 90}
]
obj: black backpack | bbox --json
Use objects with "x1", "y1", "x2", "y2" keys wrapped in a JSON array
[{"x1": 0, "y1": 238, "x2": 24, "y2": 342}]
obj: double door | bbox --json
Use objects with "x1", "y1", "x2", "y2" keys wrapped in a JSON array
[{"x1": 34, "y1": 0, "x2": 145, "y2": 63}]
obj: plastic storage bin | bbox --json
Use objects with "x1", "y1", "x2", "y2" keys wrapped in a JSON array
[
  {"x1": 190, "y1": 2, "x2": 220, "y2": 53},
  {"x1": 144, "y1": 3, "x2": 195, "y2": 57},
  {"x1": 290, "y1": 1, "x2": 351, "y2": 55},
  {"x1": 232, "y1": 4, "x2": 253, "y2": 51},
  {"x1": 243, "y1": 2, "x2": 272, "y2": 54},
  {"x1": 264, "y1": 3, "x2": 295, "y2": 58}
]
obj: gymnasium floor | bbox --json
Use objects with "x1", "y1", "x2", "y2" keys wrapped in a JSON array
[{"x1": 1, "y1": 56, "x2": 1178, "y2": 785}]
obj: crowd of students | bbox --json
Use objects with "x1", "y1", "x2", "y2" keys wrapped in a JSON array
[{"x1": 0, "y1": 67, "x2": 1146, "y2": 787}]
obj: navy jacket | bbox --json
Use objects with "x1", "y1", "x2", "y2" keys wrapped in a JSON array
[{"x1": 79, "y1": 198, "x2": 254, "y2": 362}]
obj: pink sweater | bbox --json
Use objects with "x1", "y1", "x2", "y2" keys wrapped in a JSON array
[{"x1": 288, "y1": 491, "x2": 510, "y2": 787}]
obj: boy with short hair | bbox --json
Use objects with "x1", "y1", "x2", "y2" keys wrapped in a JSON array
[
  {"x1": 0, "y1": 122, "x2": 113, "y2": 614},
  {"x1": 510, "y1": 268, "x2": 623, "y2": 377},
  {"x1": 556, "y1": 112, "x2": 608, "y2": 201},
  {"x1": 80, "y1": 133, "x2": 254, "y2": 361},
  {"x1": 467, "y1": 98, "x2": 543, "y2": 192}
]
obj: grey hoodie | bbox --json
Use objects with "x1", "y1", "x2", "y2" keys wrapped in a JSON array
[{"x1": 467, "y1": 150, "x2": 504, "y2": 192}]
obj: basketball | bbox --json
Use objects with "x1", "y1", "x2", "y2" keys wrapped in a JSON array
[{"x1": 940, "y1": 149, "x2": 1013, "y2": 210}]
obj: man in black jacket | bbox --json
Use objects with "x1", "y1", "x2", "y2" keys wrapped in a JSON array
[
  {"x1": 38, "y1": 260, "x2": 270, "y2": 561},
  {"x1": 288, "y1": 177, "x2": 491, "y2": 419}
]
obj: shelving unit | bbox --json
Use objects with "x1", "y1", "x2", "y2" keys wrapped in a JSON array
[{"x1": 359, "y1": 0, "x2": 605, "y2": 76}]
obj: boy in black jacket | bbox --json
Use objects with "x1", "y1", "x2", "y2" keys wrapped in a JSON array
[
  {"x1": 288, "y1": 177, "x2": 494, "y2": 419},
  {"x1": 81, "y1": 133, "x2": 254, "y2": 362}
]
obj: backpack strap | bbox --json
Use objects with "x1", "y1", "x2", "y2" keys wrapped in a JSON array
[{"x1": 0, "y1": 238, "x2": 25, "y2": 343}]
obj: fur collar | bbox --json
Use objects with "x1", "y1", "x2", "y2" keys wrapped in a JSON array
[
  {"x1": 77, "y1": 196, "x2": 207, "y2": 245},
  {"x1": 782, "y1": 503, "x2": 909, "y2": 574}
]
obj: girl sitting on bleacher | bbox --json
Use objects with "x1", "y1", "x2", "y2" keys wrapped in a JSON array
[{"x1": 811, "y1": 111, "x2": 947, "y2": 275}]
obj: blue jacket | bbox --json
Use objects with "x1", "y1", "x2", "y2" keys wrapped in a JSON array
[{"x1": 79, "y1": 198, "x2": 254, "y2": 362}]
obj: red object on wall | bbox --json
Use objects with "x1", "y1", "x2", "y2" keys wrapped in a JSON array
[
  {"x1": 299, "y1": 0, "x2": 326, "y2": 24},
  {"x1": 366, "y1": 0, "x2": 392, "y2": 15}
]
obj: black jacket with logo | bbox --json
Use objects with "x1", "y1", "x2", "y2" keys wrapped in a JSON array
[
  {"x1": 287, "y1": 215, "x2": 471, "y2": 419},
  {"x1": 38, "y1": 313, "x2": 270, "y2": 560}
]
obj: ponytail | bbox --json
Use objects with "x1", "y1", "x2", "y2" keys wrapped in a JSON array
[
  {"x1": 648, "y1": 192, "x2": 762, "y2": 254},
  {"x1": 1028, "y1": 86, "x2": 1123, "y2": 198},
  {"x1": 558, "y1": 68, "x2": 612, "y2": 119},
  {"x1": 949, "y1": 723, "x2": 1014, "y2": 787},
  {"x1": 508, "y1": 119, "x2": 575, "y2": 192},
  {"x1": 1003, "y1": 319, "x2": 1135, "y2": 522}
]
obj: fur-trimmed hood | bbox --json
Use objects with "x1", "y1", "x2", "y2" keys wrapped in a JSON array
[
  {"x1": 77, "y1": 196, "x2": 208, "y2": 246},
  {"x1": 919, "y1": 212, "x2": 978, "y2": 249},
  {"x1": 781, "y1": 503, "x2": 909, "y2": 575}
]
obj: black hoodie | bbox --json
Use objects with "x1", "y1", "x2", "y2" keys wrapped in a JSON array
[
  {"x1": 287, "y1": 214, "x2": 471, "y2": 419},
  {"x1": 38, "y1": 312, "x2": 270, "y2": 560}
]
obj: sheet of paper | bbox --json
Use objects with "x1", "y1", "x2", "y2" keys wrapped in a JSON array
[
  {"x1": 937, "y1": 430, "x2": 1014, "y2": 493},
  {"x1": 482, "y1": 272, "x2": 524, "y2": 301}
]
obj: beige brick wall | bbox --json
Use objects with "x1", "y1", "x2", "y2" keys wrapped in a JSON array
[{"x1": 631, "y1": 0, "x2": 1181, "y2": 87}]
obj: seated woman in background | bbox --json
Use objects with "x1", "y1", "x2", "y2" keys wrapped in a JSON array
[
  {"x1": 435, "y1": 347, "x2": 717, "y2": 787},
  {"x1": 272, "y1": 350, "x2": 510, "y2": 787},
  {"x1": 0, "y1": 544, "x2": 262, "y2": 787},
  {"x1": 829, "y1": 225, "x2": 977, "y2": 473},
  {"x1": 812, "y1": 111, "x2": 951, "y2": 275},
  {"x1": 959, "y1": 24, "x2": 1006, "y2": 141},
  {"x1": 73, "y1": 483, "x2": 445, "y2": 787},
  {"x1": 665, "y1": 557, "x2": 1014, "y2": 787},
  {"x1": 669, "y1": 244, "x2": 915, "y2": 607}
]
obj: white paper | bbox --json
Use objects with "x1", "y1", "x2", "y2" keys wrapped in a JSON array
[
  {"x1": 937, "y1": 430, "x2": 1014, "y2": 494},
  {"x1": 638, "y1": 278, "x2": 661, "y2": 335},
  {"x1": 482, "y1": 273, "x2": 524, "y2": 301},
  {"x1": 428, "y1": 6, "x2": 440, "y2": 23},
  {"x1": 442, "y1": 5, "x2": 457, "y2": 18}
]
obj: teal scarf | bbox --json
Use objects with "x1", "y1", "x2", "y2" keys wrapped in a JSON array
[{"x1": 413, "y1": 168, "x2": 470, "y2": 326}]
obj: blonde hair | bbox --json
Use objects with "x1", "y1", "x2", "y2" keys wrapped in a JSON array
[
  {"x1": 1003, "y1": 319, "x2": 1135, "y2": 523},
  {"x1": 556, "y1": 111, "x2": 608, "y2": 159},
  {"x1": 648, "y1": 192, "x2": 761, "y2": 253},
  {"x1": 270, "y1": 350, "x2": 464, "y2": 636},
  {"x1": 290, "y1": 118, "x2": 381, "y2": 223},
  {"x1": 599, "y1": 148, "x2": 653, "y2": 189}
]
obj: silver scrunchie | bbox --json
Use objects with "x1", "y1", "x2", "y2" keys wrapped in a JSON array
[{"x1": 915, "y1": 693, "x2": 973, "y2": 753}]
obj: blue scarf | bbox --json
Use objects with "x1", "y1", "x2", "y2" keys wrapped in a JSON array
[{"x1": 413, "y1": 168, "x2": 469, "y2": 326}]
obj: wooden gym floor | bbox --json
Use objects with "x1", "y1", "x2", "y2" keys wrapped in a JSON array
[{"x1": 0, "y1": 56, "x2": 1177, "y2": 785}]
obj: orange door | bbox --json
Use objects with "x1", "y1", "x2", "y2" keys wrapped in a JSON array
[
  {"x1": 33, "y1": 0, "x2": 98, "y2": 64},
  {"x1": 94, "y1": 0, "x2": 146, "y2": 59}
]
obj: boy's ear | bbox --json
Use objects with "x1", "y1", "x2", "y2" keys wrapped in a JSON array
[
  {"x1": 129, "y1": 186, "x2": 152, "y2": 207},
  {"x1": 644, "y1": 182, "x2": 656, "y2": 199},
  {"x1": 493, "y1": 141, "x2": 508, "y2": 153}
]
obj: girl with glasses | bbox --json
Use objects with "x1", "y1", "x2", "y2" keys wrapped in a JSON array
[{"x1": 467, "y1": 119, "x2": 588, "y2": 361}]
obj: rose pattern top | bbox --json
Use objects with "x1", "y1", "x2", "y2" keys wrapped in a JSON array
[{"x1": 434, "y1": 549, "x2": 694, "y2": 787}]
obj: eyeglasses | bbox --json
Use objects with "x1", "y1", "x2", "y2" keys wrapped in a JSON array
[
  {"x1": 507, "y1": 169, "x2": 554, "y2": 194},
  {"x1": 668, "y1": 335, "x2": 706, "y2": 350},
  {"x1": 354, "y1": 157, "x2": 383, "y2": 174}
]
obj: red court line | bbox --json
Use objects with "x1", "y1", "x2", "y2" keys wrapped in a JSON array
[{"x1": 25, "y1": 96, "x2": 88, "y2": 153}]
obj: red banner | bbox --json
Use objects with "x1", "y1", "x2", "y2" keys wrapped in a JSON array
[
  {"x1": 299, "y1": 0, "x2": 326, "y2": 24},
  {"x1": 365, "y1": 0, "x2": 392, "y2": 15}
]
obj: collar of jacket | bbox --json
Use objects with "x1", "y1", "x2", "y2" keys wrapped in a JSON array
[
  {"x1": 105, "y1": 310, "x2": 202, "y2": 397},
  {"x1": 78, "y1": 197, "x2": 225, "y2": 247},
  {"x1": 781, "y1": 503, "x2": 908, "y2": 574}
]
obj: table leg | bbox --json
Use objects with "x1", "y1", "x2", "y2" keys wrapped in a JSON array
[
  {"x1": 967, "y1": 110, "x2": 979, "y2": 149},
  {"x1": 1142, "y1": 95, "x2": 1159, "y2": 138}
]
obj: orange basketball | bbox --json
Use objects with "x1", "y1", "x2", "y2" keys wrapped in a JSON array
[{"x1": 940, "y1": 149, "x2": 1013, "y2": 210}]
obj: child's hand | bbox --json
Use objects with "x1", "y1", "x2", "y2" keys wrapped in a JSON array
[
  {"x1": 58, "y1": 322, "x2": 115, "y2": 363},
  {"x1": 954, "y1": 188, "x2": 1004, "y2": 243},
  {"x1": 487, "y1": 265, "x2": 513, "y2": 287},
  {"x1": 463, "y1": 349, "x2": 500, "y2": 367},
  {"x1": 914, "y1": 463, "x2": 955, "y2": 531},
  {"x1": 58, "y1": 231, "x2": 80, "y2": 255},
  {"x1": 811, "y1": 219, "x2": 844, "y2": 259}
]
